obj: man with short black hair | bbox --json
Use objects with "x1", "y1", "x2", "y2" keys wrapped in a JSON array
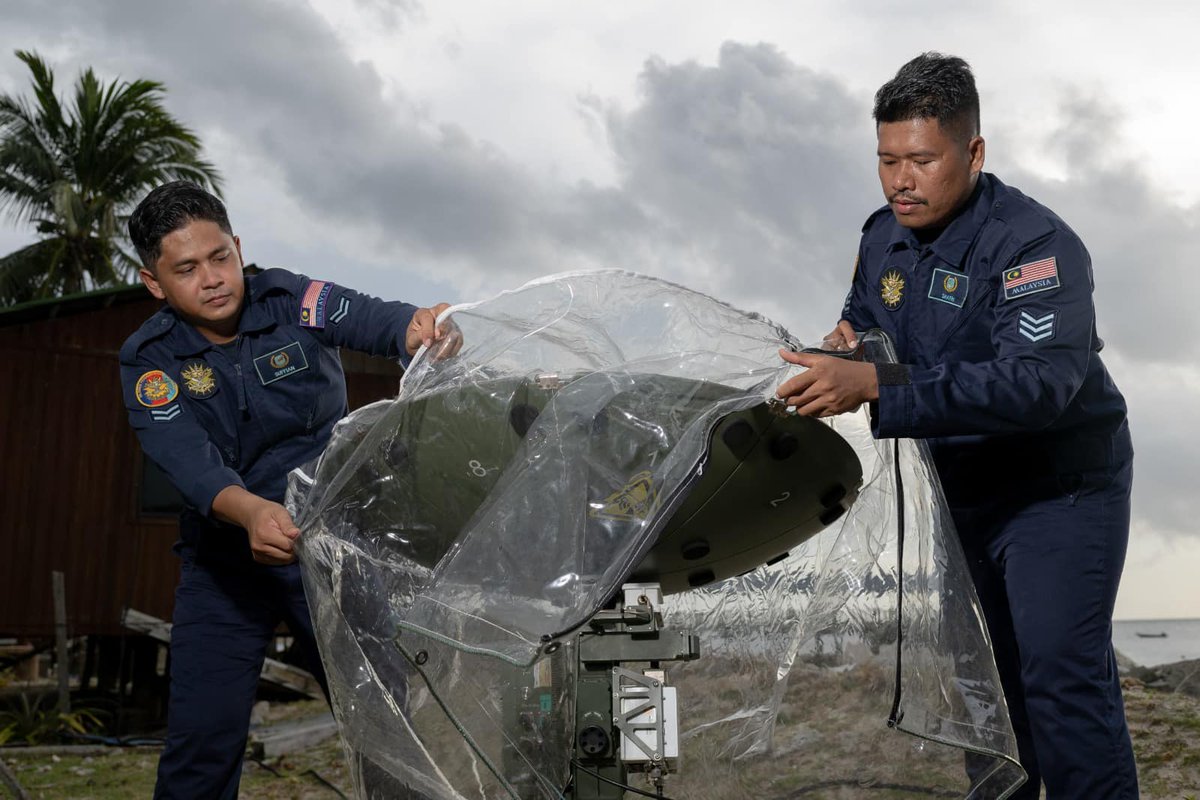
[
  {"x1": 776, "y1": 53, "x2": 1138, "y2": 798},
  {"x1": 120, "y1": 181, "x2": 457, "y2": 798}
]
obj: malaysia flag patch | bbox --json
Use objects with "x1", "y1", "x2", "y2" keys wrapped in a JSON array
[
  {"x1": 1003, "y1": 257, "x2": 1060, "y2": 301},
  {"x1": 299, "y1": 280, "x2": 333, "y2": 328}
]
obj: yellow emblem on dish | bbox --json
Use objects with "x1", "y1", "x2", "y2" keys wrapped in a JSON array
[
  {"x1": 181, "y1": 362, "x2": 217, "y2": 397},
  {"x1": 881, "y1": 269, "x2": 905, "y2": 309},
  {"x1": 589, "y1": 470, "x2": 659, "y2": 522}
]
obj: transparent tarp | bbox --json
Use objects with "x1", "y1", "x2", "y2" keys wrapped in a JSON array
[{"x1": 288, "y1": 271, "x2": 1026, "y2": 799}]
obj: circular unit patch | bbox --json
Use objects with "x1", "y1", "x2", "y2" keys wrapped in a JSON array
[{"x1": 135, "y1": 369, "x2": 180, "y2": 408}]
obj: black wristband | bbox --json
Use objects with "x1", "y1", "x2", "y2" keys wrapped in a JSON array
[{"x1": 875, "y1": 363, "x2": 912, "y2": 386}]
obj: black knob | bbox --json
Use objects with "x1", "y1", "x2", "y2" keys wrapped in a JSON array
[{"x1": 578, "y1": 725, "x2": 610, "y2": 756}]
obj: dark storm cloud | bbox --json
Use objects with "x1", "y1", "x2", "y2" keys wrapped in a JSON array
[
  {"x1": 2, "y1": 3, "x2": 877, "y2": 329},
  {"x1": 1, "y1": 0, "x2": 550, "y2": 280},
  {"x1": 996, "y1": 94, "x2": 1198, "y2": 367},
  {"x1": 3, "y1": 2, "x2": 1193, "y2": 540},
  {"x1": 988, "y1": 94, "x2": 1199, "y2": 538},
  {"x1": 593, "y1": 42, "x2": 879, "y2": 330}
]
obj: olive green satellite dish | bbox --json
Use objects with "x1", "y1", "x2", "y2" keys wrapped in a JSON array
[
  {"x1": 332, "y1": 373, "x2": 862, "y2": 593},
  {"x1": 631, "y1": 401, "x2": 861, "y2": 594}
]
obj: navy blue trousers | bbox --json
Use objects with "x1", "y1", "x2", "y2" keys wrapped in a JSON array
[
  {"x1": 954, "y1": 458, "x2": 1138, "y2": 799},
  {"x1": 154, "y1": 552, "x2": 328, "y2": 800}
]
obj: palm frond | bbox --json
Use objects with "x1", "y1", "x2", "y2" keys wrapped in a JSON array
[{"x1": 1, "y1": 50, "x2": 223, "y2": 305}]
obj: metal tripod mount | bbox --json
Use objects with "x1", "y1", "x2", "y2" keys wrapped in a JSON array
[{"x1": 569, "y1": 582, "x2": 699, "y2": 799}]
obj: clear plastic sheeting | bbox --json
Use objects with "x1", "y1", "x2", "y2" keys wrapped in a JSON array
[{"x1": 288, "y1": 270, "x2": 1026, "y2": 799}]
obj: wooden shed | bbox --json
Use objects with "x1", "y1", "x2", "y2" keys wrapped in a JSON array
[{"x1": 0, "y1": 275, "x2": 404, "y2": 642}]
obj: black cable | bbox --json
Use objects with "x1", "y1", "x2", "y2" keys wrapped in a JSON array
[
  {"x1": 394, "y1": 641, "x2": 521, "y2": 800},
  {"x1": 886, "y1": 438, "x2": 905, "y2": 729},
  {"x1": 303, "y1": 768, "x2": 350, "y2": 799},
  {"x1": 251, "y1": 757, "x2": 284, "y2": 778},
  {"x1": 569, "y1": 760, "x2": 676, "y2": 800}
]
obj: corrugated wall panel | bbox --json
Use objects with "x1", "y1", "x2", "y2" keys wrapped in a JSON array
[{"x1": 1, "y1": 294, "x2": 403, "y2": 637}]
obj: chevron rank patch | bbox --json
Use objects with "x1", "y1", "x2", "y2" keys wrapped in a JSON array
[
  {"x1": 329, "y1": 294, "x2": 350, "y2": 325},
  {"x1": 1018, "y1": 309, "x2": 1056, "y2": 343},
  {"x1": 149, "y1": 404, "x2": 182, "y2": 423},
  {"x1": 1004, "y1": 257, "x2": 1060, "y2": 301},
  {"x1": 299, "y1": 280, "x2": 333, "y2": 328}
]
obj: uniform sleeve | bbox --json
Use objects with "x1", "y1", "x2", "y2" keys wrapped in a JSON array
[
  {"x1": 296, "y1": 279, "x2": 419, "y2": 366},
  {"x1": 121, "y1": 356, "x2": 245, "y2": 516},
  {"x1": 840, "y1": 240, "x2": 878, "y2": 333},
  {"x1": 873, "y1": 230, "x2": 1094, "y2": 438}
]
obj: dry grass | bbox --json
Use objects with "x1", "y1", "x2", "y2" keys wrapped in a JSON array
[{"x1": 3, "y1": 680, "x2": 1199, "y2": 799}]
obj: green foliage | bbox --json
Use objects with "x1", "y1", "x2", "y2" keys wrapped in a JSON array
[
  {"x1": 0, "y1": 692, "x2": 105, "y2": 745},
  {"x1": 0, "y1": 50, "x2": 222, "y2": 304}
]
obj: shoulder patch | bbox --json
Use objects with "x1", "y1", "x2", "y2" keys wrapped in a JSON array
[
  {"x1": 329, "y1": 293, "x2": 350, "y2": 325},
  {"x1": 1003, "y1": 257, "x2": 1060, "y2": 301},
  {"x1": 299, "y1": 280, "x2": 333, "y2": 328},
  {"x1": 181, "y1": 360, "x2": 218, "y2": 399},
  {"x1": 1018, "y1": 308, "x2": 1056, "y2": 343},
  {"x1": 135, "y1": 370, "x2": 179, "y2": 408},
  {"x1": 149, "y1": 404, "x2": 183, "y2": 423},
  {"x1": 880, "y1": 269, "x2": 905, "y2": 310}
]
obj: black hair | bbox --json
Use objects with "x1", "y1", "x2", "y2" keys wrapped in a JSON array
[
  {"x1": 873, "y1": 52, "x2": 980, "y2": 143},
  {"x1": 128, "y1": 181, "x2": 233, "y2": 270}
]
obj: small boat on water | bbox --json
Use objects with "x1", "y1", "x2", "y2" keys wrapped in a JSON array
[{"x1": 1135, "y1": 632, "x2": 1168, "y2": 638}]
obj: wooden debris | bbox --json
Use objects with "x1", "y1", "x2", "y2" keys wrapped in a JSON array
[
  {"x1": 249, "y1": 713, "x2": 338, "y2": 760},
  {"x1": 120, "y1": 608, "x2": 324, "y2": 700}
]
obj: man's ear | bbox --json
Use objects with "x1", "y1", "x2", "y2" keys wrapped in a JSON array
[
  {"x1": 139, "y1": 267, "x2": 165, "y2": 300},
  {"x1": 968, "y1": 135, "x2": 986, "y2": 176}
]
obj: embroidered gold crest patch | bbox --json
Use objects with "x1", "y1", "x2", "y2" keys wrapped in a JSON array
[
  {"x1": 880, "y1": 269, "x2": 905, "y2": 310},
  {"x1": 181, "y1": 360, "x2": 217, "y2": 398}
]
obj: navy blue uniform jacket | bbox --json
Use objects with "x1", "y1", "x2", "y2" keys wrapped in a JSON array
[
  {"x1": 841, "y1": 173, "x2": 1131, "y2": 502},
  {"x1": 120, "y1": 268, "x2": 417, "y2": 556}
]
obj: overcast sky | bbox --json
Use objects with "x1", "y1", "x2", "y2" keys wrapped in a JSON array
[{"x1": 4, "y1": 0, "x2": 1197, "y2": 620}]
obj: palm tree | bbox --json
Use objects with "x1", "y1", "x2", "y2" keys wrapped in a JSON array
[{"x1": 0, "y1": 51, "x2": 221, "y2": 305}]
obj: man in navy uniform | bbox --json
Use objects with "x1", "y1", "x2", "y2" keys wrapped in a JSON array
[
  {"x1": 775, "y1": 54, "x2": 1137, "y2": 798},
  {"x1": 120, "y1": 181, "x2": 457, "y2": 799}
]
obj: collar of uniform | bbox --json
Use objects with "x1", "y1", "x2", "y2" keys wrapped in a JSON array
[
  {"x1": 237, "y1": 276, "x2": 278, "y2": 335},
  {"x1": 884, "y1": 173, "x2": 995, "y2": 269},
  {"x1": 162, "y1": 280, "x2": 274, "y2": 357},
  {"x1": 161, "y1": 308, "x2": 217, "y2": 358}
]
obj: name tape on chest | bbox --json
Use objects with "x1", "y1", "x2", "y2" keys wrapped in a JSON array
[
  {"x1": 1004, "y1": 257, "x2": 1060, "y2": 301},
  {"x1": 928, "y1": 268, "x2": 970, "y2": 308},
  {"x1": 253, "y1": 341, "x2": 310, "y2": 385}
]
